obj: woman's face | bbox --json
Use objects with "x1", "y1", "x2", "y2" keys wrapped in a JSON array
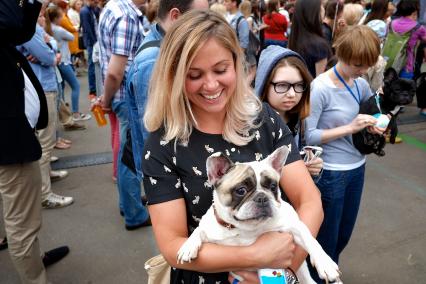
[
  {"x1": 341, "y1": 61, "x2": 370, "y2": 79},
  {"x1": 75, "y1": 0, "x2": 83, "y2": 11},
  {"x1": 266, "y1": 65, "x2": 304, "y2": 115},
  {"x1": 38, "y1": 12, "x2": 46, "y2": 27},
  {"x1": 185, "y1": 37, "x2": 236, "y2": 119}
]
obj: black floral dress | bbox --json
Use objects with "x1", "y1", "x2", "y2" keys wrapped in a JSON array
[{"x1": 142, "y1": 103, "x2": 300, "y2": 284}]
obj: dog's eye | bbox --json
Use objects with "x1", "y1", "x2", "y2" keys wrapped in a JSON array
[
  {"x1": 234, "y1": 186, "x2": 247, "y2": 196},
  {"x1": 270, "y1": 182, "x2": 278, "y2": 192}
]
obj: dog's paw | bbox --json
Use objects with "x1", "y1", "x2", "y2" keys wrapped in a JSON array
[
  {"x1": 310, "y1": 251, "x2": 341, "y2": 283},
  {"x1": 176, "y1": 238, "x2": 202, "y2": 264}
]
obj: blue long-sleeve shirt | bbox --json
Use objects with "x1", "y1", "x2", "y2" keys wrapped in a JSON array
[
  {"x1": 17, "y1": 25, "x2": 58, "y2": 92},
  {"x1": 125, "y1": 23, "x2": 164, "y2": 180}
]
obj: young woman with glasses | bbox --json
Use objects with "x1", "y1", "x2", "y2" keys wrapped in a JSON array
[{"x1": 256, "y1": 45, "x2": 323, "y2": 177}]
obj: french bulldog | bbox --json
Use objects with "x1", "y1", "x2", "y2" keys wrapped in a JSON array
[
  {"x1": 177, "y1": 146, "x2": 341, "y2": 284},
  {"x1": 353, "y1": 68, "x2": 416, "y2": 156}
]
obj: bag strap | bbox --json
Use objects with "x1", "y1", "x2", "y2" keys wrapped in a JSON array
[
  {"x1": 135, "y1": 40, "x2": 161, "y2": 57},
  {"x1": 235, "y1": 15, "x2": 244, "y2": 39}
]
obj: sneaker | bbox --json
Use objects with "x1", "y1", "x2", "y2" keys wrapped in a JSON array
[
  {"x1": 386, "y1": 135, "x2": 403, "y2": 144},
  {"x1": 88, "y1": 93, "x2": 97, "y2": 101},
  {"x1": 42, "y1": 246, "x2": 70, "y2": 268},
  {"x1": 63, "y1": 122, "x2": 86, "y2": 131},
  {"x1": 72, "y1": 113, "x2": 92, "y2": 121},
  {"x1": 42, "y1": 193, "x2": 74, "y2": 209},
  {"x1": 0, "y1": 237, "x2": 7, "y2": 251},
  {"x1": 50, "y1": 156, "x2": 59, "y2": 163},
  {"x1": 50, "y1": 170, "x2": 69, "y2": 182}
]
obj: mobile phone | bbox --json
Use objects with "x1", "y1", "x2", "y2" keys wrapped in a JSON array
[{"x1": 300, "y1": 146, "x2": 323, "y2": 163}]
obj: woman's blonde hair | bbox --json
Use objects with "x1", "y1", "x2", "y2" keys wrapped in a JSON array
[
  {"x1": 333, "y1": 25, "x2": 380, "y2": 66},
  {"x1": 144, "y1": 10, "x2": 262, "y2": 146},
  {"x1": 342, "y1": 3, "x2": 364, "y2": 26},
  {"x1": 210, "y1": 3, "x2": 227, "y2": 18},
  {"x1": 239, "y1": 0, "x2": 252, "y2": 18}
]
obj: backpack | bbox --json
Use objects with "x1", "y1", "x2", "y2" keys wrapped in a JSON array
[
  {"x1": 382, "y1": 21, "x2": 421, "y2": 73},
  {"x1": 235, "y1": 16, "x2": 261, "y2": 66}
]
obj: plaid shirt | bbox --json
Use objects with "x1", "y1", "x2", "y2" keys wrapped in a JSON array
[{"x1": 98, "y1": 0, "x2": 144, "y2": 101}]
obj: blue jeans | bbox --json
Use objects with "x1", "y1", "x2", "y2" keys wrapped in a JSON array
[
  {"x1": 112, "y1": 100, "x2": 149, "y2": 226},
  {"x1": 309, "y1": 164, "x2": 365, "y2": 282},
  {"x1": 399, "y1": 69, "x2": 414, "y2": 80},
  {"x1": 58, "y1": 63, "x2": 80, "y2": 113},
  {"x1": 263, "y1": 39, "x2": 288, "y2": 49},
  {"x1": 87, "y1": 44, "x2": 96, "y2": 94}
]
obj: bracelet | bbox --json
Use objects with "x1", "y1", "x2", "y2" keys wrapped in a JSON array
[{"x1": 285, "y1": 268, "x2": 300, "y2": 284}]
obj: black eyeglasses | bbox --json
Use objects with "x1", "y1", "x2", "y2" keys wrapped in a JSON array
[{"x1": 270, "y1": 81, "x2": 307, "y2": 94}]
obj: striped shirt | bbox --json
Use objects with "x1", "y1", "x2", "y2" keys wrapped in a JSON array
[{"x1": 98, "y1": 0, "x2": 144, "y2": 101}]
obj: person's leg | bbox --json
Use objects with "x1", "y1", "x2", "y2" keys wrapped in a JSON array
[
  {"x1": 112, "y1": 101, "x2": 149, "y2": 226},
  {"x1": 109, "y1": 112, "x2": 119, "y2": 181},
  {"x1": 0, "y1": 162, "x2": 47, "y2": 284},
  {"x1": 335, "y1": 164, "x2": 365, "y2": 262},
  {"x1": 308, "y1": 169, "x2": 346, "y2": 283},
  {"x1": 58, "y1": 63, "x2": 81, "y2": 114},
  {"x1": 87, "y1": 44, "x2": 96, "y2": 95},
  {"x1": 38, "y1": 91, "x2": 58, "y2": 200}
]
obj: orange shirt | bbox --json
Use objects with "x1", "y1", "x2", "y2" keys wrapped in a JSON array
[{"x1": 60, "y1": 15, "x2": 81, "y2": 54}]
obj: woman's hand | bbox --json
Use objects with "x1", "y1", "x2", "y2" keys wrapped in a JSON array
[
  {"x1": 305, "y1": 156, "x2": 323, "y2": 176},
  {"x1": 249, "y1": 231, "x2": 296, "y2": 269},
  {"x1": 366, "y1": 125, "x2": 386, "y2": 135},
  {"x1": 349, "y1": 114, "x2": 377, "y2": 133}
]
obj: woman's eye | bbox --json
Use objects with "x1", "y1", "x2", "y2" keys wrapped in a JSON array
[
  {"x1": 188, "y1": 74, "x2": 201, "y2": 80},
  {"x1": 215, "y1": 69, "x2": 227, "y2": 74}
]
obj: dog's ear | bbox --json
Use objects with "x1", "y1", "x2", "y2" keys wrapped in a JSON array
[
  {"x1": 384, "y1": 68, "x2": 398, "y2": 83},
  {"x1": 206, "y1": 152, "x2": 234, "y2": 185},
  {"x1": 265, "y1": 145, "x2": 290, "y2": 173}
]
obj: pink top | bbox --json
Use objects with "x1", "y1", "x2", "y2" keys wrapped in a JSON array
[{"x1": 391, "y1": 17, "x2": 426, "y2": 72}]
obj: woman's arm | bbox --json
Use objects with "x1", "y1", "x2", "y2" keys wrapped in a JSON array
[
  {"x1": 148, "y1": 199, "x2": 296, "y2": 273},
  {"x1": 280, "y1": 160, "x2": 323, "y2": 271}
]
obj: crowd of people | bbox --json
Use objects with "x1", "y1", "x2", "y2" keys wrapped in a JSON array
[{"x1": 1, "y1": 0, "x2": 426, "y2": 283}]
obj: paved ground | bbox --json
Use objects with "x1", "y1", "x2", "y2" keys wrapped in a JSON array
[{"x1": 1, "y1": 76, "x2": 426, "y2": 283}]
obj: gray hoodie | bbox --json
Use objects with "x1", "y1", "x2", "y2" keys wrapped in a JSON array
[{"x1": 255, "y1": 45, "x2": 306, "y2": 97}]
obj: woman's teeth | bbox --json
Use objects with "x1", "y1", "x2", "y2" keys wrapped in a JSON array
[{"x1": 202, "y1": 91, "x2": 222, "y2": 100}]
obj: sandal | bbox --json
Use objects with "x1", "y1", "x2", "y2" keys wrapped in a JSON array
[
  {"x1": 58, "y1": 137, "x2": 72, "y2": 145},
  {"x1": 54, "y1": 140, "x2": 71, "y2": 150},
  {"x1": 0, "y1": 237, "x2": 7, "y2": 251}
]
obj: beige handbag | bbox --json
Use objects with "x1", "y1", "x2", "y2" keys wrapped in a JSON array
[{"x1": 145, "y1": 254, "x2": 171, "y2": 284}]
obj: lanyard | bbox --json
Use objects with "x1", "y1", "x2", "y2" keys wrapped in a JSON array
[
  {"x1": 333, "y1": 66, "x2": 360, "y2": 105},
  {"x1": 375, "y1": 91, "x2": 382, "y2": 114}
]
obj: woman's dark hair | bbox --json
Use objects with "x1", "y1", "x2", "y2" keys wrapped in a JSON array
[
  {"x1": 395, "y1": 0, "x2": 419, "y2": 17},
  {"x1": 324, "y1": 0, "x2": 344, "y2": 20},
  {"x1": 266, "y1": 0, "x2": 279, "y2": 17},
  {"x1": 365, "y1": 0, "x2": 389, "y2": 23},
  {"x1": 288, "y1": 0, "x2": 328, "y2": 61}
]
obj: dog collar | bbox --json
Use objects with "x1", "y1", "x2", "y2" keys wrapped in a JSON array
[{"x1": 213, "y1": 205, "x2": 236, "y2": 230}]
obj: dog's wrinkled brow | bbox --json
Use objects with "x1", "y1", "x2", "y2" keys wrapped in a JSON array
[{"x1": 260, "y1": 171, "x2": 280, "y2": 200}]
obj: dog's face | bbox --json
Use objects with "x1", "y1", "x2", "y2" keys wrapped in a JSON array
[
  {"x1": 206, "y1": 146, "x2": 289, "y2": 228},
  {"x1": 383, "y1": 68, "x2": 415, "y2": 106}
]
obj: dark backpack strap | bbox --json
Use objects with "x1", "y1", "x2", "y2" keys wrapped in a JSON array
[
  {"x1": 135, "y1": 40, "x2": 161, "y2": 57},
  {"x1": 235, "y1": 16, "x2": 244, "y2": 39}
]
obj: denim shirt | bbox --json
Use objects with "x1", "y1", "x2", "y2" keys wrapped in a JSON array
[
  {"x1": 125, "y1": 23, "x2": 164, "y2": 180},
  {"x1": 17, "y1": 25, "x2": 58, "y2": 92}
]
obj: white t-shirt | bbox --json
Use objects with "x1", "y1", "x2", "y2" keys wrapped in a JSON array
[{"x1": 23, "y1": 70, "x2": 40, "y2": 129}]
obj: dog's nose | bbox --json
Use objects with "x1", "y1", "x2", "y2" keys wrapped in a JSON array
[{"x1": 254, "y1": 193, "x2": 269, "y2": 207}]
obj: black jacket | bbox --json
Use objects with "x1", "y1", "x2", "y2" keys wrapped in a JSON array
[{"x1": 0, "y1": 0, "x2": 48, "y2": 165}]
